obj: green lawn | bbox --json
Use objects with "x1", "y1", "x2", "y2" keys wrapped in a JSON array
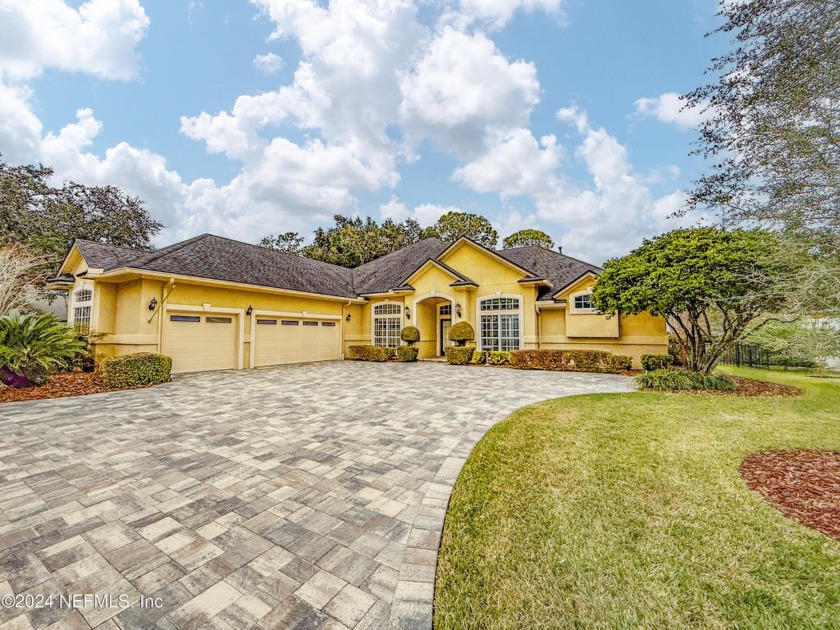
[{"x1": 434, "y1": 368, "x2": 840, "y2": 629}]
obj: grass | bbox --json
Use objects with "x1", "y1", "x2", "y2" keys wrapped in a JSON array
[{"x1": 434, "y1": 367, "x2": 840, "y2": 629}]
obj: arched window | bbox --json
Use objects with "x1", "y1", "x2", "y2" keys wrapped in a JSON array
[
  {"x1": 479, "y1": 297, "x2": 521, "y2": 351},
  {"x1": 72, "y1": 288, "x2": 93, "y2": 334},
  {"x1": 373, "y1": 302, "x2": 403, "y2": 347}
]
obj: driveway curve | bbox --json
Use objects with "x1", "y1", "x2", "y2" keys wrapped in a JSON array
[{"x1": 0, "y1": 361, "x2": 634, "y2": 630}]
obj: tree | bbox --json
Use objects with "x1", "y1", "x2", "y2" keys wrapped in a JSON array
[
  {"x1": 302, "y1": 215, "x2": 424, "y2": 267},
  {"x1": 0, "y1": 244, "x2": 43, "y2": 316},
  {"x1": 259, "y1": 232, "x2": 304, "y2": 255},
  {"x1": 424, "y1": 212, "x2": 498, "y2": 248},
  {"x1": 682, "y1": 1, "x2": 839, "y2": 248},
  {"x1": 502, "y1": 229, "x2": 555, "y2": 250},
  {"x1": 0, "y1": 157, "x2": 163, "y2": 264},
  {"x1": 592, "y1": 228, "x2": 789, "y2": 375}
]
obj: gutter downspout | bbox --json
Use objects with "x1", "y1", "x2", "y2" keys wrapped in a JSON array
[
  {"x1": 535, "y1": 301, "x2": 542, "y2": 350},
  {"x1": 341, "y1": 300, "x2": 353, "y2": 359},
  {"x1": 152, "y1": 279, "x2": 176, "y2": 352}
]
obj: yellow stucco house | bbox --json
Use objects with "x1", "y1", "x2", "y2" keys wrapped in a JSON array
[{"x1": 49, "y1": 234, "x2": 667, "y2": 373}]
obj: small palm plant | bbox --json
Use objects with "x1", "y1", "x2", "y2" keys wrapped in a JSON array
[{"x1": 0, "y1": 310, "x2": 88, "y2": 387}]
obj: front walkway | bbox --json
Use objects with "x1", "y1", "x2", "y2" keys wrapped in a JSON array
[{"x1": 0, "y1": 362, "x2": 634, "y2": 630}]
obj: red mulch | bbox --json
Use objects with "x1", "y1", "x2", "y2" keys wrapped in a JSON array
[
  {"x1": 740, "y1": 450, "x2": 840, "y2": 542},
  {"x1": 0, "y1": 372, "x2": 122, "y2": 403},
  {"x1": 690, "y1": 376, "x2": 803, "y2": 397}
]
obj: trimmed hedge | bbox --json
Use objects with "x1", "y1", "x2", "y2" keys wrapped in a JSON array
[
  {"x1": 488, "y1": 351, "x2": 510, "y2": 366},
  {"x1": 449, "y1": 322, "x2": 475, "y2": 346},
  {"x1": 636, "y1": 369, "x2": 736, "y2": 392},
  {"x1": 509, "y1": 349, "x2": 633, "y2": 374},
  {"x1": 470, "y1": 350, "x2": 487, "y2": 365},
  {"x1": 641, "y1": 354, "x2": 672, "y2": 371},
  {"x1": 397, "y1": 346, "x2": 419, "y2": 362},
  {"x1": 401, "y1": 326, "x2": 420, "y2": 345},
  {"x1": 445, "y1": 346, "x2": 473, "y2": 365},
  {"x1": 100, "y1": 352, "x2": 172, "y2": 388},
  {"x1": 348, "y1": 345, "x2": 393, "y2": 362}
]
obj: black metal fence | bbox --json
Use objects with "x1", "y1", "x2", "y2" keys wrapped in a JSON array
[{"x1": 720, "y1": 343, "x2": 771, "y2": 369}]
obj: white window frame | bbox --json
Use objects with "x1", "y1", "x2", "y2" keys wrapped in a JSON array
[
  {"x1": 71, "y1": 286, "x2": 93, "y2": 335},
  {"x1": 569, "y1": 290, "x2": 596, "y2": 314},
  {"x1": 477, "y1": 295, "x2": 523, "y2": 352},
  {"x1": 372, "y1": 301, "x2": 403, "y2": 348}
]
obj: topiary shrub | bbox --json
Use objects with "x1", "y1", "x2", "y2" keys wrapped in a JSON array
[
  {"x1": 348, "y1": 345, "x2": 394, "y2": 361},
  {"x1": 641, "y1": 354, "x2": 672, "y2": 371},
  {"x1": 445, "y1": 346, "x2": 473, "y2": 365},
  {"x1": 400, "y1": 326, "x2": 420, "y2": 346},
  {"x1": 470, "y1": 350, "x2": 487, "y2": 364},
  {"x1": 449, "y1": 321, "x2": 475, "y2": 347},
  {"x1": 488, "y1": 351, "x2": 510, "y2": 366},
  {"x1": 397, "y1": 346, "x2": 419, "y2": 362},
  {"x1": 508, "y1": 349, "x2": 631, "y2": 374},
  {"x1": 636, "y1": 369, "x2": 736, "y2": 391},
  {"x1": 100, "y1": 352, "x2": 172, "y2": 389}
]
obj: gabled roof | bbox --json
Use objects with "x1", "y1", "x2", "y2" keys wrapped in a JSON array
[
  {"x1": 351, "y1": 238, "x2": 448, "y2": 295},
  {"x1": 73, "y1": 239, "x2": 148, "y2": 270},
  {"x1": 496, "y1": 246, "x2": 602, "y2": 300}
]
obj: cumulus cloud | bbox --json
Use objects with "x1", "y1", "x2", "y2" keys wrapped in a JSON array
[
  {"x1": 453, "y1": 0, "x2": 565, "y2": 29},
  {"x1": 379, "y1": 197, "x2": 462, "y2": 226},
  {"x1": 634, "y1": 92, "x2": 708, "y2": 130},
  {"x1": 252, "y1": 52, "x2": 284, "y2": 74},
  {"x1": 0, "y1": 83, "x2": 42, "y2": 163}
]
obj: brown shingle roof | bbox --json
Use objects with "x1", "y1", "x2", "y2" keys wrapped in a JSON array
[
  {"x1": 72, "y1": 239, "x2": 148, "y2": 270},
  {"x1": 351, "y1": 238, "x2": 448, "y2": 294},
  {"x1": 496, "y1": 246, "x2": 602, "y2": 299}
]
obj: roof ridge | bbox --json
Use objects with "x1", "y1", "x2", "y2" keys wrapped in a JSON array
[
  {"x1": 73, "y1": 238, "x2": 147, "y2": 253},
  {"x1": 197, "y1": 233, "x2": 355, "y2": 273},
  {"x1": 125, "y1": 233, "x2": 213, "y2": 268}
]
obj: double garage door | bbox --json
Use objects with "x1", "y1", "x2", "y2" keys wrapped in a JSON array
[{"x1": 163, "y1": 311, "x2": 339, "y2": 374}]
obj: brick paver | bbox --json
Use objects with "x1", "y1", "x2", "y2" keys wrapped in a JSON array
[{"x1": 0, "y1": 361, "x2": 634, "y2": 629}]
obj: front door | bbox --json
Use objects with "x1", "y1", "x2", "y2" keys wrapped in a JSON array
[{"x1": 440, "y1": 319, "x2": 452, "y2": 355}]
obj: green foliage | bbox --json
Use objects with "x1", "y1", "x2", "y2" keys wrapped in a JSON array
[
  {"x1": 509, "y1": 350, "x2": 631, "y2": 374},
  {"x1": 258, "y1": 232, "x2": 304, "y2": 255},
  {"x1": 641, "y1": 354, "x2": 672, "y2": 371},
  {"x1": 100, "y1": 352, "x2": 172, "y2": 389},
  {"x1": 445, "y1": 346, "x2": 473, "y2": 365},
  {"x1": 424, "y1": 212, "x2": 498, "y2": 248},
  {"x1": 636, "y1": 369, "x2": 736, "y2": 392},
  {"x1": 502, "y1": 229, "x2": 555, "y2": 250},
  {"x1": 0, "y1": 310, "x2": 87, "y2": 374},
  {"x1": 746, "y1": 319, "x2": 840, "y2": 368},
  {"x1": 448, "y1": 321, "x2": 475, "y2": 346},
  {"x1": 470, "y1": 350, "x2": 487, "y2": 365},
  {"x1": 400, "y1": 326, "x2": 420, "y2": 346},
  {"x1": 593, "y1": 227, "x2": 788, "y2": 375},
  {"x1": 0, "y1": 158, "x2": 162, "y2": 265},
  {"x1": 487, "y1": 351, "x2": 510, "y2": 366},
  {"x1": 347, "y1": 345, "x2": 394, "y2": 361},
  {"x1": 396, "y1": 346, "x2": 419, "y2": 362}
]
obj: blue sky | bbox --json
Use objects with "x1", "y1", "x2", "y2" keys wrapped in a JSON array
[{"x1": 0, "y1": 0, "x2": 726, "y2": 263}]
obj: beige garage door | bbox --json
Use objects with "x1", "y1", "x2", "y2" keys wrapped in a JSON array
[
  {"x1": 163, "y1": 312, "x2": 239, "y2": 373},
  {"x1": 254, "y1": 318, "x2": 339, "y2": 367}
]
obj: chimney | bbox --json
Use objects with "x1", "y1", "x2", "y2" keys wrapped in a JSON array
[{"x1": 557, "y1": 246, "x2": 563, "y2": 254}]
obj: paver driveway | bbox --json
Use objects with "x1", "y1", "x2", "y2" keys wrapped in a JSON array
[{"x1": 0, "y1": 361, "x2": 634, "y2": 630}]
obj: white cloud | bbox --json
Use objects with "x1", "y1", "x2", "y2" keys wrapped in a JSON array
[
  {"x1": 0, "y1": 83, "x2": 42, "y2": 163},
  {"x1": 379, "y1": 197, "x2": 461, "y2": 226},
  {"x1": 634, "y1": 92, "x2": 708, "y2": 130},
  {"x1": 399, "y1": 27, "x2": 540, "y2": 156},
  {"x1": 453, "y1": 0, "x2": 565, "y2": 29},
  {"x1": 0, "y1": 0, "x2": 149, "y2": 81},
  {"x1": 252, "y1": 52, "x2": 284, "y2": 74}
]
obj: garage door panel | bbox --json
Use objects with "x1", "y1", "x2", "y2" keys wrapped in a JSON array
[
  {"x1": 254, "y1": 318, "x2": 339, "y2": 367},
  {"x1": 164, "y1": 312, "x2": 238, "y2": 373}
]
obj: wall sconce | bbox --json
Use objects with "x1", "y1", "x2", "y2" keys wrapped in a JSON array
[
  {"x1": 345, "y1": 313, "x2": 351, "y2": 321},
  {"x1": 246, "y1": 305, "x2": 253, "y2": 316},
  {"x1": 148, "y1": 297, "x2": 157, "y2": 311},
  {"x1": 455, "y1": 303, "x2": 462, "y2": 318},
  {"x1": 404, "y1": 306, "x2": 411, "y2": 320}
]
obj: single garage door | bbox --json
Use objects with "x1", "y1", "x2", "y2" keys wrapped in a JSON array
[
  {"x1": 163, "y1": 312, "x2": 239, "y2": 373},
  {"x1": 254, "y1": 318, "x2": 339, "y2": 367}
]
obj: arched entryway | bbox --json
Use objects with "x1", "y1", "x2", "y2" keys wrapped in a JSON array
[{"x1": 412, "y1": 293, "x2": 456, "y2": 359}]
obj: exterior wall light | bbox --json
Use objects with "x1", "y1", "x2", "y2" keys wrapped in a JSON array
[
  {"x1": 246, "y1": 305, "x2": 253, "y2": 316},
  {"x1": 346, "y1": 313, "x2": 351, "y2": 321},
  {"x1": 455, "y1": 303, "x2": 462, "y2": 318},
  {"x1": 404, "y1": 306, "x2": 411, "y2": 320},
  {"x1": 148, "y1": 297, "x2": 157, "y2": 311}
]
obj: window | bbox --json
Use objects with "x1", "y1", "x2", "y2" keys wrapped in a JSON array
[
  {"x1": 573, "y1": 293, "x2": 594, "y2": 311},
  {"x1": 281, "y1": 320, "x2": 300, "y2": 326},
  {"x1": 256, "y1": 319, "x2": 277, "y2": 325},
  {"x1": 72, "y1": 288, "x2": 93, "y2": 334},
  {"x1": 479, "y1": 297, "x2": 521, "y2": 351},
  {"x1": 373, "y1": 303, "x2": 402, "y2": 347},
  {"x1": 302, "y1": 321, "x2": 318, "y2": 327},
  {"x1": 170, "y1": 315, "x2": 200, "y2": 323},
  {"x1": 321, "y1": 321, "x2": 336, "y2": 327},
  {"x1": 439, "y1": 303, "x2": 451, "y2": 316},
  {"x1": 206, "y1": 316, "x2": 232, "y2": 324}
]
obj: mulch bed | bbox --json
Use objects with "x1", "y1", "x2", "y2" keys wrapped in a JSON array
[
  {"x1": 690, "y1": 376, "x2": 803, "y2": 397},
  {"x1": 740, "y1": 450, "x2": 840, "y2": 542},
  {"x1": 0, "y1": 372, "x2": 120, "y2": 403}
]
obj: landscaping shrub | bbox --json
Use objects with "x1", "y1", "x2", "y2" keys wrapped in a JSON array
[
  {"x1": 401, "y1": 326, "x2": 420, "y2": 346},
  {"x1": 641, "y1": 354, "x2": 672, "y2": 371},
  {"x1": 470, "y1": 350, "x2": 487, "y2": 364},
  {"x1": 445, "y1": 346, "x2": 473, "y2": 365},
  {"x1": 488, "y1": 351, "x2": 510, "y2": 366},
  {"x1": 0, "y1": 310, "x2": 88, "y2": 387},
  {"x1": 509, "y1": 349, "x2": 631, "y2": 374},
  {"x1": 397, "y1": 346, "x2": 419, "y2": 362},
  {"x1": 100, "y1": 352, "x2": 172, "y2": 389},
  {"x1": 449, "y1": 322, "x2": 475, "y2": 346},
  {"x1": 636, "y1": 369, "x2": 736, "y2": 391},
  {"x1": 347, "y1": 345, "x2": 394, "y2": 361}
]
